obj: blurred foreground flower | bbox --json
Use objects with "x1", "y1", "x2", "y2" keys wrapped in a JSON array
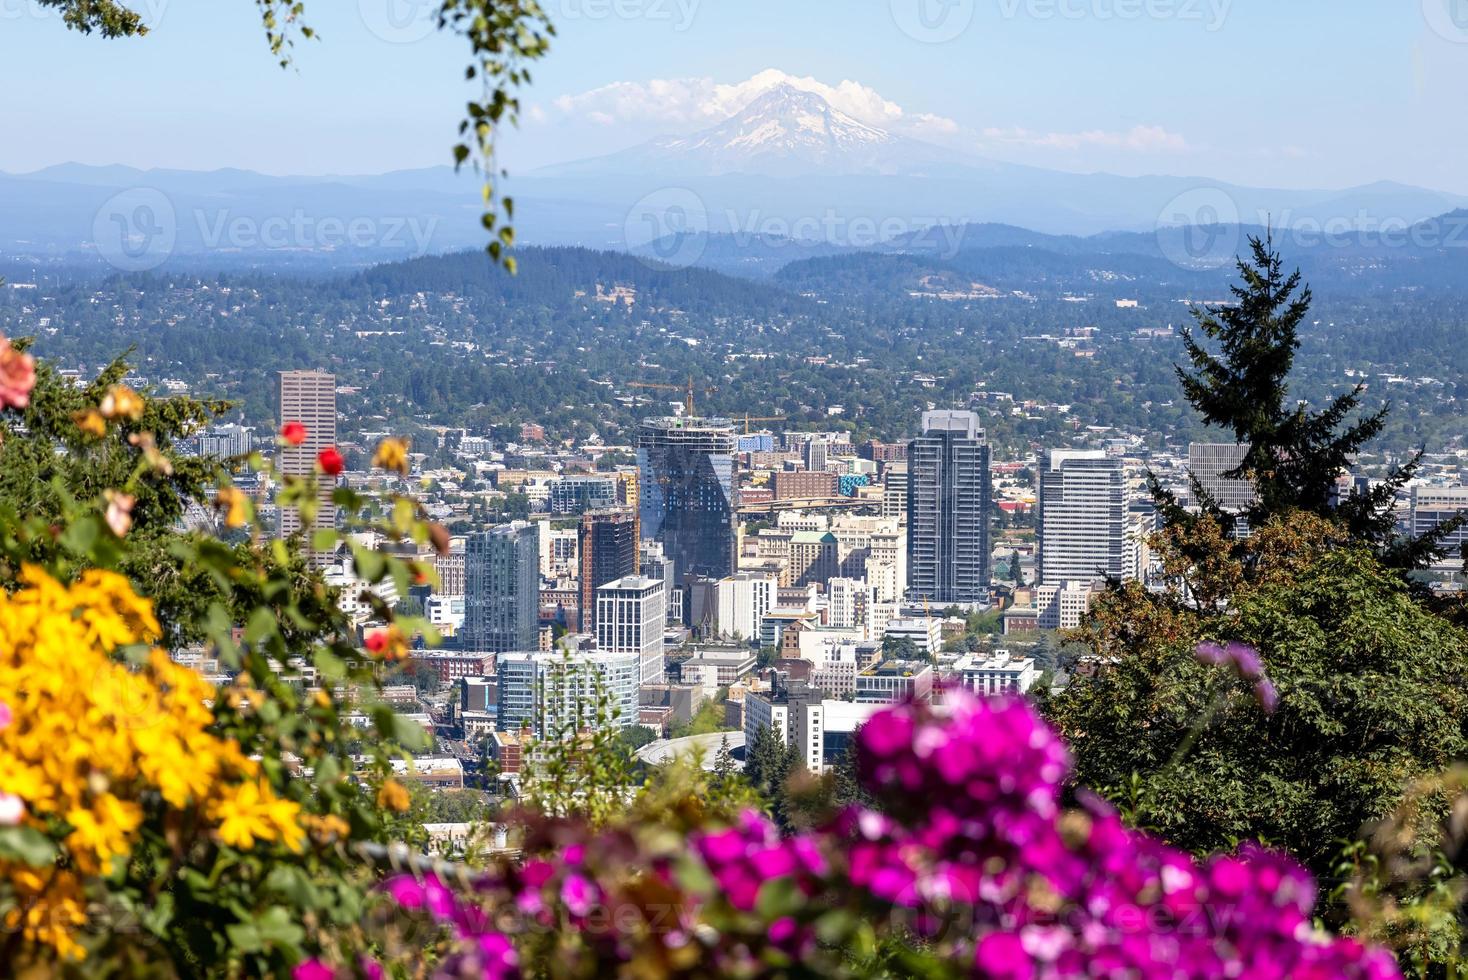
[
  {"x1": 103, "y1": 490, "x2": 135, "y2": 538},
  {"x1": 372, "y1": 437, "x2": 410, "y2": 475},
  {"x1": 99, "y1": 384, "x2": 144, "y2": 421},
  {"x1": 280, "y1": 420, "x2": 308, "y2": 446},
  {"x1": 0, "y1": 567, "x2": 304, "y2": 957},
  {"x1": 0, "y1": 336, "x2": 36, "y2": 410},
  {"x1": 377, "y1": 689, "x2": 1398, "y2": 979},
  {"x1": 317, "y1": 446, "x2": 345, "y2": 476}
]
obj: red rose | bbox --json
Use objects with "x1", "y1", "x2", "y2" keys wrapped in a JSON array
[
  {"x1": 316, "y1": 446, "x2": 345, "y2": 475},
  {"x1": 364, "y1": 630, "x2": 388, "y2": 654},
  {"x1": 280, "y1": 421, "x2": 308, "y2": 446}
]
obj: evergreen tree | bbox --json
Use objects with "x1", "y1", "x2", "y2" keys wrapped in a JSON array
[
  {"x1": 1169, "y1": 233, "x2": 1455, "y2": 567},
  {"x1": 711, "y1": 734, "x2": 736, "y2": 788},
  {"x1": 1007, "y1": 553, "x2": 1025, "y2": 584}
]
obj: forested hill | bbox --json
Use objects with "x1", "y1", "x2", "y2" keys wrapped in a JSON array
[
  {"x1": 1, "y1": 242, "x2": 1465, "y2": 457},
  {"x1": 356, "y1": 246, "x2": 813, "y2": 319}
]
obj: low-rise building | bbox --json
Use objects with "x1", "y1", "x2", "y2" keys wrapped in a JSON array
[
  {"x1": 855, "y1": 659, "x2": 934, "y2": 704},
  {"x1": 954, "y1": 650, "x2": 1039, "y2": 696}
]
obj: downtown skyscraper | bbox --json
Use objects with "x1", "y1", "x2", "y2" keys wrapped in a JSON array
[
  {"x1": 1036, "y1": 450, "x2": 1129, "y2": 586},
  {"x1": 277, "y1": 370, "x2": 336, "y2": 548},
  {"x1": 906, "y1": 410, "x2": 992, "y2": 605},
  {"x1": 462, "y1": 522, "x2": 540, "y2": 654},
  {"x1": 637, "y1": 417, "x2": 738, "y2": 584}
]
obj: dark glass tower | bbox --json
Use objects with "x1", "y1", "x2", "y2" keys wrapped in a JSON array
[
  {"x1": 907, "y1": 410, "x2": 992, "y2": 604},
  {"x1": 462, "y1": 522, "x2": 539, "y2": 653},
  {"x1": 637, "y1": 417, "x2": 737, "y2": 584}
]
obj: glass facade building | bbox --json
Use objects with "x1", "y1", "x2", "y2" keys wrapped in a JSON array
[
  {"x1": 462, "y1": 522, "x2": 540, "y2": 654},
  {"x1": 637, "y1": 417, "x2": 738, "y2": 583},
  {"x1": 906, "y1": 410, "x2": 992, "y2": 604}
]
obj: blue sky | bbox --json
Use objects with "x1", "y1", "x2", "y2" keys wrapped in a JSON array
[{"x1": 5, "y1": 0, "x2": 1468, "y2": 192}]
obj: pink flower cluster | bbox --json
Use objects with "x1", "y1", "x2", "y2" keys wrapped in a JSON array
[
  {"x1": 1196, "y1": 640, "x2": 1279, "y2": 711},
  {"x1": 364, "y1": 691, "x2": 1400, "y2": 979},
  {"x1": 848, "y1": 692, "x2": 1398, "y2": 979},
  {"x1": 692, "y1": 809, "x2": 827, "y2": 912}
]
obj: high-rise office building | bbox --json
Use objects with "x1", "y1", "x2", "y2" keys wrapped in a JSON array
[
  {"x1": 1188, "y1": 442, "x2": 1256, "y2": 512},
  {"x1": 277, "y1": 370, "x2": 337, "y2": 544},
  {"x1": 906, "y1": 410, "x2": 992, "y2": 604},
  {"x1": 463, "y1": 522, "x2": 540, "y2": 654},
  {"x1": 637, "y1": 417, "x2": 738, "y2": 583},
  {"x1": 1037, "y1": 450, "x2": 1129, "y2": 587},
  {"x1": 578, "y1": 508, "x2": 640, "y2": 631},
  {"x1": 197, "y1": 423, "x2": 254, "y2": 459},
  {"x1": 595, "y1": 575, "x2": 667, "y2": 685},
  {"x1": 549, "y1": 475, "x2": 619, "y2": 515},
  {"x1": 638, "y1": 539, "x2": 677, "y2": 619}
]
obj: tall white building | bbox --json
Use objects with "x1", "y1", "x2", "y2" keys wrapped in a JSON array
[
  {"x1": 595, "y1": 575, "x2": 667, "y2": 686},
  {"x1": 827, "y1": 577, "x2": 876, "y2": 637},
  {"x1": 1036, "y1": 582, "x2": 1097, "y2": 630},
  {"x1": 1037, "y1": 450, "x2": 1129, "y2": 587},
  {"x1": 882, "y1": 463, "x2": 909, "y2": 523}
]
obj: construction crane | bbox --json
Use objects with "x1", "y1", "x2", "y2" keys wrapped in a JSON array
[
  {"x1": 629, "y1": 376, "x2": 716, "y2": 418},
  {"x1": 740, "y1": 413, "x2": 787, "y2": 435}
]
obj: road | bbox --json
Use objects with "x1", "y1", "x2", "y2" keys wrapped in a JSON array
[{"x1": 635, "y1": 731, "x2": 745, "y2": 770}]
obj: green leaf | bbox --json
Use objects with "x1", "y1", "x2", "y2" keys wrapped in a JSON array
[
  {"x1": 0, "y1": 825, "x2": 58, "y2": 866},
  {"x1": 243, "y1": 605, "x2": 279, "y2": 645},
  {"x1": 224, "y1": 905, "x2": 305, "y2": 954}
]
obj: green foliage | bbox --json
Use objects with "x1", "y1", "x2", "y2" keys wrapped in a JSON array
[
  {"x1": 1045, "y1": 522, "x2": 1468, "y2": 875},
  {"x1": 0, "y1": 345, "x2": 445, "y2": 975},
  {"x1": 668, "y1": 691, "x2": 734, "y2": 739}
]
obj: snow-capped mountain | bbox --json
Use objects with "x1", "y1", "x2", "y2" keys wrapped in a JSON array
[{"x1": 537, "y1": 83, "x2": 981, "y2": 178}]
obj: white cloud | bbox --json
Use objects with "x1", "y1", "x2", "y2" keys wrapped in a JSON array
[
  {"x1": 543, "y1": 69, "x2": 1189, "y2": 157},
  {"x1": 980, "y1": 124, "x2": 1190, "y2": 153}
]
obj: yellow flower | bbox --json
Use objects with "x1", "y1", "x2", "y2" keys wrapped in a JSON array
[
  {"x1": 210, "y1": 778, "x2": 304, "y2": 852},
  {"x1": 215, "y1": 485, "x2": 249, "y2": 528},
  {"x1": 376, "y1": 779, "x2": 411, "y2": 813},
  {"x1": 65, "y1": 796, "x2": 141, "y2": 873},
  {"x1": 71, "y1": 408, "x2": 107, "y2": 438},
  {"x1": 0, "y1": 567, "x2": 302, "y2": 955},
  {"x1": 372, "y1": 436, "x2": 411, "y2": 475},
  {"x1": 98, "y1": 384, "x2": 145, "y2": 421}
]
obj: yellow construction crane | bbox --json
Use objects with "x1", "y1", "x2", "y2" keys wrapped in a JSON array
[
  {"x1": 629, "y1": 376, "x2": 716, "y2": 418},
  {"x1": 741, "y1": 413, "x2": 787, "y2": 435}
]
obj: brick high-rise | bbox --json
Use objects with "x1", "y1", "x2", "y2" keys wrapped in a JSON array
[
  {"x1": 277, "y1": 370, "x2": 337, "y2": 549},
  {"x1": 578, "y1": 508, "x2": 640, "y2": 631}
]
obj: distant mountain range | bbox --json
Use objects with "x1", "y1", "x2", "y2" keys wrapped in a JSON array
[{"x1": 3, "y1": 83, "x2": 1467, "y2": 273}]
